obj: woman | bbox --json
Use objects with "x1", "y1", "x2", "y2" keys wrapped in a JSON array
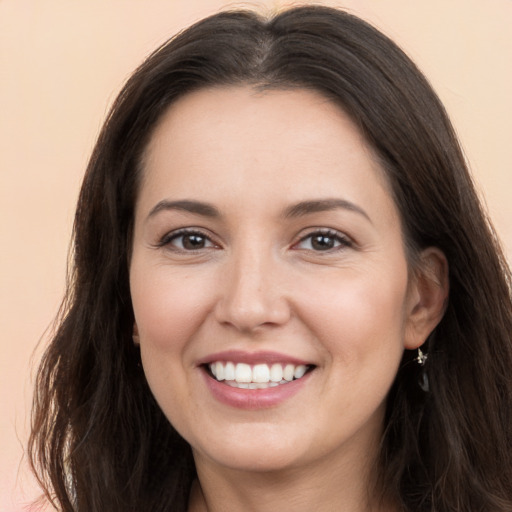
[{"x1": 29, "y1": 6, "x2": 512, "y2": 511}]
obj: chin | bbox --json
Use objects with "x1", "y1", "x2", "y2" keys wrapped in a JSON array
[
  {"x1": 194, "y1": 445, "x2": 305, "y2": 474},
  {"x1": 188, "y1": 424, "x2": 313, "y2": 474}
]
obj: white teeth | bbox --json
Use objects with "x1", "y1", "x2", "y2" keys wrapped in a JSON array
[
  {"x1": 235, "y1": 363, "x2": 252, "y2": 383},
  {"x1": 225, "y1": 380, "x2": 289, "y2": 389},
  {"x1": 208, "y1": 361, "x2": 311, "y2": 386},
  {"x1": 252, "y1": 364, "x2": 270, "y2": 383},
  {"x1": 224, "y1": 361, "x2": 235, "y2": 381},
  {"x1": 214, "y1": 361, "x2": 225, "y2": 381},
  {"x1": 283, "y1": 364, "x2": 295, "y2": 381},
  {"x1": 270, "y1": 363, "x2": 283, "y2": 382},
  {"x1": 294, "y1": 365, "x2": 307, "y2": 379}
]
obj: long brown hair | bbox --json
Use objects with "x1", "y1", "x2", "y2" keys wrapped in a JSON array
[{"x1": 30, "y1": 6, "x2": 512, "y2": 511}]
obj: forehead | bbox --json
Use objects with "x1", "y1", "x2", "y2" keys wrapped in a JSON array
[{"x1": 139, "y1": 86, "x2": 394, "y2": 216}]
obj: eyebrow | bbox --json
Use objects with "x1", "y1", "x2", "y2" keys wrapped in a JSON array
[
  {"x1": 284, "y1": 198, "x2": 372, "y2": 223},
  {"x1": 147, "y1": 199, "x2": 220, "y2": 219},
  {"x1": 147, "y1": 197, "x2": 371, "y2": 223}
]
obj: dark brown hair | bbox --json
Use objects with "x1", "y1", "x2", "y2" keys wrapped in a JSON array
[{"x1": 30, "y1": 6, "x2": 512, "y2": 511}]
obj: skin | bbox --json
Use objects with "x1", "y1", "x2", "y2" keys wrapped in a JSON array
[{"x1": 130, "y1": 86, "x2": 448, "y2": 512}]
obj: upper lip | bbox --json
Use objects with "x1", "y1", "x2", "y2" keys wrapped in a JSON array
[{"x1": 196, "y1": 350, "x2": 314, "y2": 367}]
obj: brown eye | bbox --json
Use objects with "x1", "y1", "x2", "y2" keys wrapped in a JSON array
[
  {"x1": 181, "y1": 233, "x2": 207, "y2": 250},
  {"x1": 160, "y1": 230, "x2": 216, "y2": 251},
  {"x1": 311, "y1": 234, "x2": 337, "y2": 250},
  {"x1": 295, "y1": 230, "x2": 352, "y2": 252}
]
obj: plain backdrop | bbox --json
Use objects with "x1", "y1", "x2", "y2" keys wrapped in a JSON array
[{"x1": 1, "y1": 0, "x2": 511, "y2": 510}]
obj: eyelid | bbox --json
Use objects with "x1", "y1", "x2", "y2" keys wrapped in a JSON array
[
  {"x1": 153, "y1": 226, "x2": 353, "y2": 253},
  {"x1": 292, "y1": 227, "x2": 354, "y2": 251},
  {"x1": 156, "y1": 227, "x2": 220, "y2": 250}
]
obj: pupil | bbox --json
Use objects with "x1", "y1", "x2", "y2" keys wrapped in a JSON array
[
  {"x1": 183, "y1": 234, "x2": 205, "y2": 250},
  {"x1": 312, "y1": 235, "x2": 334, "y2": 250}
]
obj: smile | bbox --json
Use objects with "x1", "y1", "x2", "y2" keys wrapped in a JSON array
[
  {"x1": 200, "y1": 353, "x2": 315, "y2": 409},
  {"x1": 208, "y1": 361, "x2": 310, "y2": 388}
]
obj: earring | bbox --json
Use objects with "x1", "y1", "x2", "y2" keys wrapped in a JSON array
[
  {"x1": 416, "y1": 347, "x2": 429, "y2": 392},
  {"x1": 415, "y1": 347, "x2": 427, "y2": 366}
]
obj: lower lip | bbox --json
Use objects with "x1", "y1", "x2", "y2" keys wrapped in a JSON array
[{"x1": 202, "y1": 369, "x2": 311, "y2": 410}]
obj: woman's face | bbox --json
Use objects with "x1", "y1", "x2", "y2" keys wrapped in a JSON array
[{"x1": 130, "y1": 86, "x2": 424, "y2": 475}]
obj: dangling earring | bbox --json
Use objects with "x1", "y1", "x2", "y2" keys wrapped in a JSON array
[
  {"x1": 415, "y1": 347, "x2": 427, "y2": 366},
  {"x1": 416, "y1": 347, "x2": 429, "y2": 392}
]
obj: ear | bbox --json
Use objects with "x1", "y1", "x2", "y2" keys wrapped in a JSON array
[
  {"x1": 404, "y1": 247, "x2": 449, "y2": 350},
  {"x1": 132, "y1": 323, "x2": 140, "y2": 345}
]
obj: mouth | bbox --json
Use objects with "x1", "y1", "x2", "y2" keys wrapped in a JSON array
[{"x1": 206, "y1": 361, "x2": 314, "y2": 389}]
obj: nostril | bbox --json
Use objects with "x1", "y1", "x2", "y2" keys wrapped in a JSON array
[{"x1": 214, "y1": 295, "x2": 292, "y2": 332}]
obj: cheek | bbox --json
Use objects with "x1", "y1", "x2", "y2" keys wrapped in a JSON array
[
  {"x1": 130, "y1": 265, "x2": 214, "y2": 352},
  {"x1": 296, "y1": 267, "x2": 409, "y2": 364},
  {"x1": 130, "y1": 266, "x2": 216, "y2": 427}
]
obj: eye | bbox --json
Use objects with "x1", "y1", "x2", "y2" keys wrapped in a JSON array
[
  {"x1": 294, "y1": 229, "x2": 352, "y2": 252},
  {"x1": 159, "y1": 229, "x2": 217, "y2": 251}
]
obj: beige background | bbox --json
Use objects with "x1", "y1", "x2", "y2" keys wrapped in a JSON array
[{"x1": 1, "y1": 0, "x2": 510, "y2": 509}]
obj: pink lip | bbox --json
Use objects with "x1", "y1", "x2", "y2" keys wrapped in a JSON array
[
  {"x1": 201, "y1": 367, "x2": 312, "y2": 410},
  {"x1": 196, "y1": 350, "x2": 312, "y2": 366}
]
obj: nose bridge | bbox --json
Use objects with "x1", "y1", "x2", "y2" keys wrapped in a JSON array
[{"x1": 215, "y1": 236, "x2": 289, "y2": 331}]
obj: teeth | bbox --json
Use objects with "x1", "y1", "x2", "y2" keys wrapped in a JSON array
[
  {"x1": 252, "y1": 364, "x2": 270, "y2": 383},
  {"x1": 224, "y1": 361, "x2": 235, "y2": 381},
  {"x1": 208, "y1": 361, "x2": 310, "y2": 386},
  {"x1": 283, "y1": 364, "x2": 295, "y2": 381},
  {"x1": 214, "y1": 361, "x2": 224, "y2": 381},
  {"x1": 235, "y1": 363, "x2": 252, "y2": 383},
  {"x1": 270, "y1": 364, "x2": 283, "y2": 382},
  {"x1": 294, "y1": 365, "x2": 307, "y2": 379}
]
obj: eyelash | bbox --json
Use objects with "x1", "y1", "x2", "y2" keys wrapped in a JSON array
[
  {"x1": 293, "y1": 229, "x2": 353, "y2": 252},
  {"x1": 157, "y1": 228, "x2": 352, "y2": 253},
  {"x1": 157, "y1": 228, "x2": 217, "y2": 251}
]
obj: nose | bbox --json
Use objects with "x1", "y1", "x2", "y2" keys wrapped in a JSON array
[{"x1": 214, "y1": 245, "x2": 291, "y2": 333}]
